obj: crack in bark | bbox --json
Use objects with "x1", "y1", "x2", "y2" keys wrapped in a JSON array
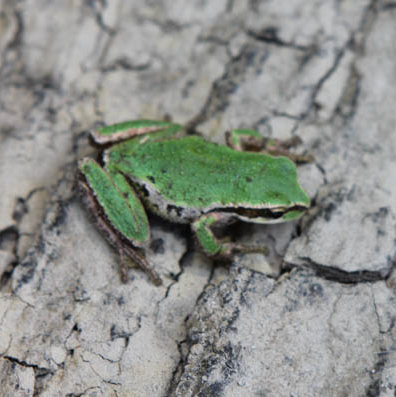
[
  {"x1": 6, "y1": 9, "x2": 23, "y2": 50},
  {"x1": 247, "y1": 27, "x2": 312, "y2": 51},
  {"x1": 65, "y1": 386, "x2": 101, "y2": 397},
  {"x1": 305, "y1": 47, "x2": 346, "y2": 118},
  {"x1": 294, "y1": 256, "x2": 387, "y2": 283},
  {"x1": 161, "y1": 249, "x2": 190, "y2": 300},
  {"x1": 330, "y1": 0, "x2": 381, "y2": 123},
  {"x1": 362, "y1": 288, "x2": 396, "y2": 397},
  {"x1": 164, "y1": 263, "x2": 218, "y2": 396},
  {"x1": 0, "y1": 7, "x2": 24, "y2": 79},
  {"x1": 381, "y1": 1, "x2": 396, "y2": 10},
  {"x1": 164, "y1": 338, "x2": 187, "y2": 397},
  {"x1": 0, "y1": 187, "x2": 46, "y2": 289},
  {"x1": 186, "y1": 43, "x2": 264, "y2": 131},
  {"x1": 4, "y1": 355, "x2": 50, "y2": 373},
  {"x1": 333, "y1": 64, "x2": 361, "y2": 121},
  {"x1": 4, "y1": 354, "x2": 53, "y2": 397},
  {"x1": 364, "y1": 352, "x2": 387, "y2": 397},
  {"x1": 86, "y1": 0, "x2": 116, "y2": 36},
  {"x1": 359, "y1": 0, "x2": 381, "y2": 48},
  {"x1": 100, "y1": 57, "x2": 151, "y2": 73}
]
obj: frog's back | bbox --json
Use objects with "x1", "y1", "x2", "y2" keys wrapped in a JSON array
[{"x1": 112, "y1": 135, "x2": 307, "y2": 211}]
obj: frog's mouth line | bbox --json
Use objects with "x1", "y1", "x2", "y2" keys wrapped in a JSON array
[{"x1": 219, "y1": 206, "x2": 306, "y2": 220}]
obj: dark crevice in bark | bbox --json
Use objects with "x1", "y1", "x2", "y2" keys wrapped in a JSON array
[
  {"x1": 284, "y1": 257, "x2": 388, "y2": 284},
  {"x1": 186, "y1": 43, "x2": 264, "y2": 131},
  {"x1": 247, "y1": 27, "x2": 312, "y2": 51}
]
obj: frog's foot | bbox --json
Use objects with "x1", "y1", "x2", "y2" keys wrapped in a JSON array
[
  {"x1": 192, "y1": 213, "x2": 269, "y2": 259},
  {"x1": 219, "y1": 243, "x2": 269, "y2": 257},
  {"x1": 225, "y1": 129, "x2": 313, "y2": 164},
  {"x1": 122, "y1": 245, "x2": 162, "y2": 286},
  {"x1": 260, "y1": 136, "x2": 314, "y2": 164}
]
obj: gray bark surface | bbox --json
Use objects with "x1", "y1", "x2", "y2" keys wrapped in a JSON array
[{"x1": 1, "y1": 1, "x2": 396, "y2": 396}]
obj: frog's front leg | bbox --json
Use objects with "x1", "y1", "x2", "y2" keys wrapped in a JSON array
[
  {"x1": 225, "y1": 129, "x2": 313, "y2": 163},
  {"x1": 192, "y1": 213, "x2": 268, "y2": 258},
  {"x1": 78, "y1": 158, "x2": 162, "y2": 285}
]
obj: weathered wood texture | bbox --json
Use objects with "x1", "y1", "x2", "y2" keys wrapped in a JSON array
[{"x1": 1, "y1": 1, "x2": 396, "y2": 396}]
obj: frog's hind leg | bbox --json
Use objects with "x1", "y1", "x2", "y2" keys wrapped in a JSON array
[
  {"x1": 90, "y1": 119, "x2": 183, "y2": 145},
  {"x1": 192, "y1": 213, "x2": 268, "y2": 258},
  {"x1": 225, "y1": 128, "x2": 313, "y2": 163},
  {"x1": 78, "y1": 158, "x2": 162, "y2": 285}
]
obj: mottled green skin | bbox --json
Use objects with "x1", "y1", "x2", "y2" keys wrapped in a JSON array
[
  {"x1": 79, "y1": 119, "x2": 310, "y2": 267},
  {"x1": 107, "y1": 134, "x2": 309, "y2": 212}
]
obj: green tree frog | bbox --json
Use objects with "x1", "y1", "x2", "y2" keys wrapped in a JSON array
[{"x1": 78, "y1": 120, "x2": 310, "y2": 285}]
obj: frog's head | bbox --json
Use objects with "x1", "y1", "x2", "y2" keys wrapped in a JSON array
[
  {"x1": 231, "y1": 155, "x2": 310, "y2": 224},
  {"x1": 263, "y1": 156, "x2": 310, "y2": 223},
  {"x1": 230, "y1": 199, "x2": 309, "y2": 224},
  {"x1": 253, "y1": 185, "x2": 310, "y2": 224}
]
